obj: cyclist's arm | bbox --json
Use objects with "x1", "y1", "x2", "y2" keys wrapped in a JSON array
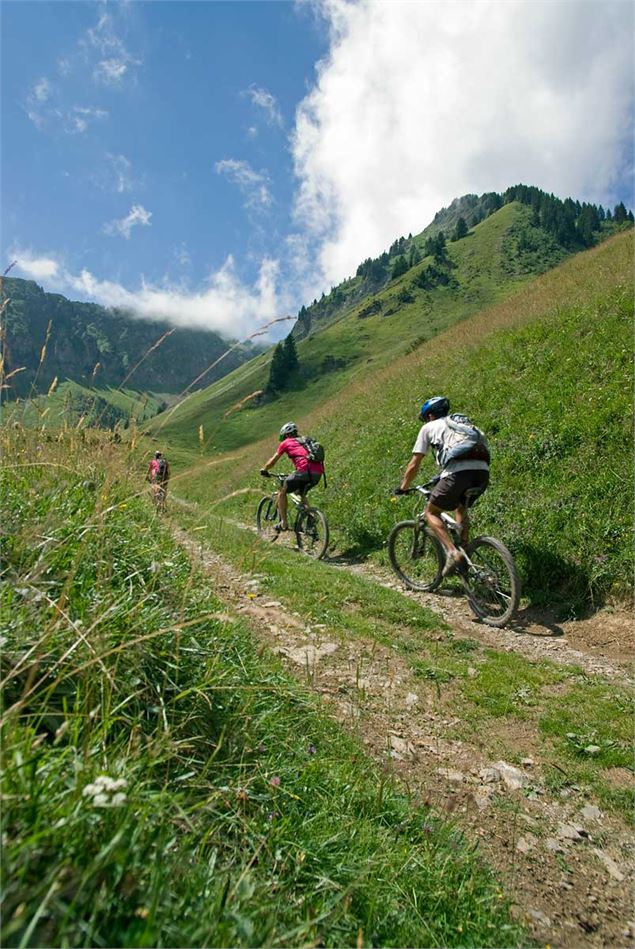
[
  {"x1": 261, "y1": 451, "x2": 279, "y2": 473},
  {"x1": 400, "y1": 453, "x2": 424, "y2": 491}
]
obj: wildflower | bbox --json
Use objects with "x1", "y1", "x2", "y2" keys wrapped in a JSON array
[
  {"x1": 256, "y1": 743, "x2": 266, "y2": 753},
  {"x1": 269, "y1": 775, "x2": 281, "y2": 787},
  {"x1": 83, "y1": 775, "x2": 128, "y2": 807},
  {"x1": 307, "y1": 744, "x2": 316, "y2": 755}
]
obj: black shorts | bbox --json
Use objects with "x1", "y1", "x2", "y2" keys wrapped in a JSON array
[
  {"x1": 429, "y1": 470, "x2": 489, "y2": 511},
  {"x1": 285, "y1": 471, "x2": 322, "y2": 494}
]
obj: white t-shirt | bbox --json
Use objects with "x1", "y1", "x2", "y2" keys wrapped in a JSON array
[{"x1": 412, "y1": 417, "x2": 489, "y2": 479}]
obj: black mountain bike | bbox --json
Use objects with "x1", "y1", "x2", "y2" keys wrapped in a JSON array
[
  {"x1": 388, "y1": 477, "x2": 520, "y2": 627},
  {"x1": 257, "y1": 473, "x2": 329, "y2": 560}
]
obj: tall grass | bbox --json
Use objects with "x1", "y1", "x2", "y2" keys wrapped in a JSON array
[{"x1": 1, "y1": 427, "x2": 522, "y2": 947}]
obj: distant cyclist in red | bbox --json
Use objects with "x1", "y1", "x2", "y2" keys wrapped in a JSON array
[
  {"x1": 260, "y1": 422, "x2": 324, "y2": 532},
  {"x1": 147, "y1": 451, "x2": 170, "y2": 503}
]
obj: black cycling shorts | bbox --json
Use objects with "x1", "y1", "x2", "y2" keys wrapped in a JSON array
[
  {"x1": 429, "y1": 470, "x2": 489, "y2": 511},
  {"x1": 285, "y1": 471, "x2": 322, "y2": 494}
]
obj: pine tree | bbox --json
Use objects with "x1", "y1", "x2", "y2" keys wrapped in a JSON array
[
  {"x1": 614, "y1": 202, "x2": 627, "y2": 223},
  {"x1": 452, "y1": 217, "x2": 468, "y2": 241},
  {"x1": 267, "y1": 343, "x2": 287, "y2": 393},
  {"x1": 391, "y1": 255, "x2": 409, "y2": 279},
  {"x1": 283, "y1": 333, "x2": 299, "y2": 375}
]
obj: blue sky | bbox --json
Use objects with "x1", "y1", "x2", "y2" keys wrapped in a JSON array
[{"x1": 2, "y1": 0, "x2": 633, "y2": 340}]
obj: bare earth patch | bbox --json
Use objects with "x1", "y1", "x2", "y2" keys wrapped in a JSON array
[{"x1": 173, "y1": 525, "x2": 634, "y2": 949}]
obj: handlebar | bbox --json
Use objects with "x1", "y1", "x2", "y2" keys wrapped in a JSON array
[
  {"x1": 394, "y1": 475, "x2": 441, "y2": 497},
  {"x1": 261, "y1": 471, "x2": 288, "y2": 483}
]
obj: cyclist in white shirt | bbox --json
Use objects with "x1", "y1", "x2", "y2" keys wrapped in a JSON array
[{"x1": 395, "y1": 396, "x2": 489, "y2": 576}]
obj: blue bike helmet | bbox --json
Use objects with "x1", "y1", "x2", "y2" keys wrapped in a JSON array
[
  {"x1": 279, "y1": 421, "x2": 298, "y2": 440},
  {"x1": 419, "y1": 396, "x2": 450, "y2": 420}
]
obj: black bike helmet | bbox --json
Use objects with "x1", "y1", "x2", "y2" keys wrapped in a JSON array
[
  {"x1": 419, "y1": 396, "x2": 450, "y2": 420},
  {"x1": 279, "y1": 421, "x2": 298, "y2": 440},
  {"x1": 155, "y1": 451, "x2": 162, "y2": 458}
]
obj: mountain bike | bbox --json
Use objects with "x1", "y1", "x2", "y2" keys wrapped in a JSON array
[
  {"x1": 257, "y1": 473, "x2": 329, "y2": 560},
  {"x1": 388, "y1": 477, "x2": 520, "y2": 627}
]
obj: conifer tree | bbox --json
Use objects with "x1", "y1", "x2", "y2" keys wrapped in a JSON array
[
  {"x1": 452, "y1": 217, "x2": 468, "y2": 241},
  {"x1": 283, "y1": 333, "x2": 299, "y2": 375}
]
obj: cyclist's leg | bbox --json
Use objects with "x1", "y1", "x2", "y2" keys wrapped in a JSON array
[
  {"x1": 455, "y1": 471, "x2": 489, "y2": 546},
  {"x1": 454, "y1": 504, "x2": 469, "y2": 547},
  {"x1": 425, "y1": 501, "x2": 458, "y2": 556}
]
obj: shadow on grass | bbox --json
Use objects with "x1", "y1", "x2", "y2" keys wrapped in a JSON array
[{"x1": 513, "y1": 541, "x2": 599, "y2": 620}]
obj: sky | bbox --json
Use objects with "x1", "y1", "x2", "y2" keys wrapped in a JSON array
[{"x1": 2, "y1": 0, "x2": 633, "y2": 341}]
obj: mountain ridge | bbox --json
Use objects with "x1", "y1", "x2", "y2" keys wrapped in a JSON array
[{"x1": 1, "y1": 277, "x2": 262, "y2": 398}]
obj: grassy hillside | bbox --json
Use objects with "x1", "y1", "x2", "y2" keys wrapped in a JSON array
[
  {"x1": 4, "y1": 380, "x2": 166, "y2": 430},
  {"x1": 150, "y1": 201, "x2": 576, "y2": 455},
  {"x1": 1, "y1": 428, "x2": 522, "y2": 947},
  {"x1": 171, "y1": 230, "x2": 633, "y2": 615}
]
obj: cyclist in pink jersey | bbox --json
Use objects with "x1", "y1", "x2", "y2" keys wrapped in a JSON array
[{"x1": 260, "y1": 422, "x2": 324, "y2": 531}]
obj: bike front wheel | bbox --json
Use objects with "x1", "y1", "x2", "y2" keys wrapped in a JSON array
[
  {"x1": 463, "y1": 536, "x2": 520, "y2": 627},
  {"x1": 256, "y1": 495, "x2": 279, "y2": 541},
  {"x1": 387, "y1": 520, "x2": 444, "y2": 591},
  {"x1": 295, "y1": 507, "x2": 329, "y2": 559}
]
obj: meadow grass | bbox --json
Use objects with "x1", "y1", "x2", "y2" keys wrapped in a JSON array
[{"x1": 1, "y1": 428, "x2": 524, "y2": 948}]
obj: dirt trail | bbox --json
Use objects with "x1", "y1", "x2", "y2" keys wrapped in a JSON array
[{"x1": 172, "y1": 522, "x2": 634, "y2": 948}]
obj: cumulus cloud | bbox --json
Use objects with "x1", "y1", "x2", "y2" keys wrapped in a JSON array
[
  {"x1": 243, "y1": 84, "x2": 283, "y2": 127},
  {"x1": 292, "y1": 0, "x2": 634, "y2": 287},
  {"x1": 12, "y1": 251, "x2": 60, "y2": 281},
  {"x1": 216, "y1": 159, "x2": 273, "y2": 209},
  {"x1": 104, "y1": 204, "x2": 152, "y2": 239},
  {"x1": 11, "y1": 248, "x2": 286, "y2": 339}
]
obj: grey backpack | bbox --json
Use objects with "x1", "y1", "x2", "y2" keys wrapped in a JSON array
[{"x1": 438, "y1": 414, "x2": 490, "y2": 467}]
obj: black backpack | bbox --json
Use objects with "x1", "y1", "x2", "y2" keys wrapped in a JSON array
[
  {"x1": 296, "y1": 436, "x2": 326, "y2": 487},
  {"x1": 298, "y1": 436, "x2": 325, "y2": 464},
  {"x1": 157, "y1": 458, "x2": 169, "y2": 480}
]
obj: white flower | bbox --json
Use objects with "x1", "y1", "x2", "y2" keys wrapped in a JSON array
[{"x1": 82, "y1": 774, "x2": 128, "y2": 807}]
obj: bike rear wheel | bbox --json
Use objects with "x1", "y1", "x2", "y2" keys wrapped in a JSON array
[
  {"x1": 387, "y1": 520, "x2": 444, "y2": 591},
  {"x1": 295, "y1": 507, "x2": 329, "y2": 559},
  {"x1": 256, "y1": 495, "x2": 279, "y2": 541},
  {"x1": 463, "y1": 535, "x2": 520, "y2": 627}
]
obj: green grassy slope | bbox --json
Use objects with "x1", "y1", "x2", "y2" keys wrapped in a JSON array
[
  {"x1": 150, "y1": 202, "x2": 572, "y2": 455},
  {"x1": 1, "y1": 429, "x2": 522, "y2": 947},
  {"x1": 4, "y1": 380, "x2": 164, "y2": 430},
  {"x1": 172, "y1": 231, "x2": 633, "y2": 614}
]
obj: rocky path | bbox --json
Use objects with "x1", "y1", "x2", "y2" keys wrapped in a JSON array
[{"x1": 172, "y1": 520, "x2": 634, "y2": 948}]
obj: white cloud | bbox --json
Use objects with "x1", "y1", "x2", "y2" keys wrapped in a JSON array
[
  {"x1": 84, "y1": 10, "x2": 141, "y2": 86},
  {"x1": 33, "y1": 77, "x2": 52, "y2": 103},
  {"x1": 215, "y1": 159, "x2": 273, "y2": 209},
  {"x1": 104, "y1": 204, "x2": 152, "y2": 239},
  {"x1": 12, "y1": 248, "x2": 286, "y2": 339},
  {"x1": 243, "y1": 84, "x2": 283, "y2": 127},
  {"x1": 13, "y1": 251, "x2": 60, "y2": 281},
  {"x1": 65, "y1": 105, "x2": 109, "y2": 135},
  {"x1": 292, "y1": 0, "x2": 635, "y2": 288}
]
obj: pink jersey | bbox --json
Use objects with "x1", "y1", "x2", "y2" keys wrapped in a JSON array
[
  {"x1": 148, "y1": 459, "x2": 160, "y2": 478},
  {"x1": 277, "y1": 437, "x2": 324, "y2": 475}
]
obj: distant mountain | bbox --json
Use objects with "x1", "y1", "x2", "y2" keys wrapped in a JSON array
[
  {"x1": 1, "y1": 278, "x2": 262, "y2": 398},
  {"x1": 292, "y1": 185, "x2": 632, "y2": 340}
]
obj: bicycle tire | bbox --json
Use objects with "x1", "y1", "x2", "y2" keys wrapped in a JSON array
[
  {"x1": 295, "y1": 507, "x2": 329, "y2": 560},
  {"x1": 256, "y1": 495, "x2": 279, "y2": 541},
  {"x1": 463, "y1": 535, "x2": 520, "y2": 627},
  {"x1": 387, "y1": 520, "x2": 444, "y2": 591}
]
